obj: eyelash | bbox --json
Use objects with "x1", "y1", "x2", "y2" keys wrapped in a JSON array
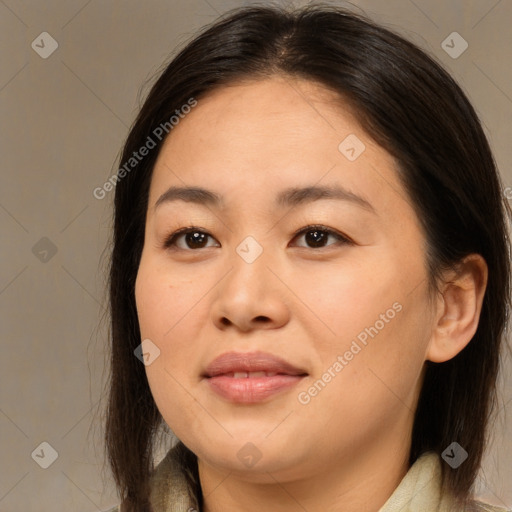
[{"x1": 162, "y1": 224, "x2": 354, "y2": 251}]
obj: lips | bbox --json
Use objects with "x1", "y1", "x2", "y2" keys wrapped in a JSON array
[
  {"x1": 203, "y1": 351, "x2": 308, "y2": 403},
  {"x1": 204, "y1": 351, "x2": 307, "y2": 378}
]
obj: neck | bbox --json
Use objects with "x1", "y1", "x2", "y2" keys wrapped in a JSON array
[{"x1": 198, "y1": 436, "x2": 410, "y2": 512}]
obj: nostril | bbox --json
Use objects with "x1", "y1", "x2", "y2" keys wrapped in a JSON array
[
  {"x1": 220, "y1": 317, "x2": 231, "y2": 326},
  {"x1": 254, "y1": 315, "x2": 270, "y2": 323}
]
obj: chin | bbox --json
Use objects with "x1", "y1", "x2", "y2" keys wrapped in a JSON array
[{"x1": 183, "y1": 429, "x2": 309, "y2": 480}]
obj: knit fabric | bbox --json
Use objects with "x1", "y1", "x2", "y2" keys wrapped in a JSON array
[{"x1": 377, "y1": 452, "x2": 508, "y2": 512}]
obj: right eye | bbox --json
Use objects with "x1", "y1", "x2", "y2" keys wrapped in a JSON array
[{"x1": 163, "y1": 227, "x2": 220, "y2": 250}]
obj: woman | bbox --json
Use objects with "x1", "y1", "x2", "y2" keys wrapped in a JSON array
[{"x1": 104, "y1": 4, "x2": 511, "y2": 511}]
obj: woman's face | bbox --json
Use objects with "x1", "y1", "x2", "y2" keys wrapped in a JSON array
[{"x1": 135, "y1": 76, "x2": 435, "y2": 481}]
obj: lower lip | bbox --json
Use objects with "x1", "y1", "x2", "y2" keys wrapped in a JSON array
[{"x1": 206, "y1": 375, "x2": 305, "y2": 403}]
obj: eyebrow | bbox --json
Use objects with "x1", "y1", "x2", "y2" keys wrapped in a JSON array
[{"x1": 154, "y1": 184, "x2": 375, "y2": 213}]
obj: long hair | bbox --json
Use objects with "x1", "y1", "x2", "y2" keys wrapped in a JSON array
[{"x1": 105, "y1": 4, "x2": 512, "y2": 510}]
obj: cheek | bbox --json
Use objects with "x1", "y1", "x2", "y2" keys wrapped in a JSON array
[
  {"x1": 295, "y1": 303, "x2": 430, "y2": 451},
  {"x1": 135, "y1": 256, "x2": 206, "y2": 341},
  {"x1": 135, "y1": 256, "x2": 215, "y2": 392},
  {"x1": 352, "y1": 297, "x2": 430, "y2": 402},
  {"x1": 293, "y1": 254, "x2": 431, "y2": 410},
  {"x1": 135, "y1": 262, "x2": 206, "y2": 435},
  {"x1": 289, "y1": 258, "x2": 400, "y2": 351}
]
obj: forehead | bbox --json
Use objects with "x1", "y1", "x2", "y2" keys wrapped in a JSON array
[
  {"x1": 149, "y1": 76, "x2": 412, "y2": 222},
  {"x1": 161, "y1": 77, "x2": 363, "y2": 160}
]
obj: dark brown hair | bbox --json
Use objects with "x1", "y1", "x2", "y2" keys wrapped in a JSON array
[{"x1": 105, "y1": 3, "x2": 512, "y2": 510}]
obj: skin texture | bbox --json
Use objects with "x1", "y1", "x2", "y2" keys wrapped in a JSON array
[{"x1": 135, "y1": 76, "x2": 488, "y2": 512}]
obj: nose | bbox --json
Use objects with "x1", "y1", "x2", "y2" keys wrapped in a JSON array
[{"x1": 211, "y1": 247, "x2": 291, "y2": 332}]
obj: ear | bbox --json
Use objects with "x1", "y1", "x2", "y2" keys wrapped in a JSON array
[{"x1": 426, "y1": 254, "x2": 488, "y2": 363}]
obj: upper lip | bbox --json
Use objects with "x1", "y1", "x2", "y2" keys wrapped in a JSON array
[{"x1": 203, "y1": 351, "x2": 308, "y2": 378}]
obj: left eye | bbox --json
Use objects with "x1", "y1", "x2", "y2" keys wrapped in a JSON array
[
  {"x1": 162, "y1": 225, "x2": 352, "y2": 251},
  {"x1": 291, "y1": 225, "x2": 352, "y2": 249}
]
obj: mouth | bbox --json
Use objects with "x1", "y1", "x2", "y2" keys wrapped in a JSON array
[
  {"x1": 219, "y1": 371, "x2": 281, "y2": 378},
  {"x1": 202, "y1": 351, "x2": 308, "y2": 404}
]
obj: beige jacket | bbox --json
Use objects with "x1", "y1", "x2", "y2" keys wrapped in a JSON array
[{"x1": 110, "y1": 447, "x2": 510, "y2": 512}]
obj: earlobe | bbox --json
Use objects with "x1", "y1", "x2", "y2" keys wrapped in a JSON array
[{"x1": 426, "y1": 254, "x2": 488, "y2": 363}]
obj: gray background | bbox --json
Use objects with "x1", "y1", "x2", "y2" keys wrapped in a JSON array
[{"x1": 0, "y1": 0, "x2": 511, "y2": 510}]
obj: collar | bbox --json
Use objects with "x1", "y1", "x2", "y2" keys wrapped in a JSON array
[{"x1": 149, "y1": 445, "x2": 508, "y2": 512}]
